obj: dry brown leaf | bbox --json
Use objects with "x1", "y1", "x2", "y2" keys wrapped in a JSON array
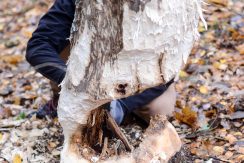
[
  {"x1": 21, "y1": 28, "x2": 33, "y2": 38},
  {"x1": 205, "y1": 110, "x2": 217, "y2": 117},
  {"x1": 14, "y1": 97, "x2": 21, "y2": 105},
  {"x1": 236, "y1": 44, "x2": 244, "y2": 55},
  {"x1": 212, "y1": 146, "x2": 225, "y2": 156},
  {"x1": 226, "y1": 134, "x2": 237, "y2": 144},
  {"x1": 175, "y1": 107, "x2": 198, "y2": 127},
  {"x1": 24, "y1": 85, "x2": 32, "y2": 91},
  {"x1": 236, "y1": 155, "x2": 244, "y2": 162},
  {"x1": 49, "y1": 142, "x2": 57, "y2": 148},
  {"x1": 229, "y1": 28, "x2": 244, "y2": 40},
  {"x1": 224, "y1": 151, "x2": 234, "y2": 159},
  {"x1": 238, "y1": 147, "x2": 244, "y2": 154},
  {"x1": 213, "y1": 62, "x2": 228, "y2": 70},
  {"x1": 0, "y1": 108, "x2": 12, "y2": 119},
  {"x1": 1, "y1": 55, "x2": 24, "y2": 65}
]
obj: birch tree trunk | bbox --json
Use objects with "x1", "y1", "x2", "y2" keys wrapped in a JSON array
[{"x1": 57, "y1": 0, "x2": 205, "y2": 162}]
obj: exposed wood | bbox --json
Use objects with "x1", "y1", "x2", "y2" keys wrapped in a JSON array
[
  {"x1": 58, "y1": 0, "x2": 205, "y2": 162},
  {"x1": 80, "y1": 108, "x2": 133, "y2": 152},
  {"x1": 105, "y1": 110, "x2": 133, "y2": 152},
  {"x1": 81, "y1": 108, "x2": 106, "y2": 149},
  {"x1": 100, "y1": 137, "x2": 108, "y2": 157},
  {"x1": 68, "y1": 114, "x2": 182, "y2": 163},
  {"x1": 79, "y1": 107, "x2": 133, "y2": 153}
]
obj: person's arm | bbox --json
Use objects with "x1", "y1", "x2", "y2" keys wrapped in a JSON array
[
  {"x1": 26, "y1": 0, "x2": 75, "y2": 84},
  {"x1": 110, "y1": 79, "x2": 174, "y2": 124}
]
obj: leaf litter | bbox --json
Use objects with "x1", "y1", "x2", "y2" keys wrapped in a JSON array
[{"x1": 0, "y1": 0, "x2": 243, "y2": 162}]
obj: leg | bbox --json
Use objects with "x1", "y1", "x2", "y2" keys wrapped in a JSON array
[
  {"x1": 32, "y1": 45, "x2": 71, "y2": 118},
  {"x1": 147, "y1": 83, "x2": 176, "y2": 116},
  {"x1": 50, "y1": 44, "x2": 71, "y2": 93},
  {"x1": 133, "y1": 84, "x2": 176, "y2": 123}
]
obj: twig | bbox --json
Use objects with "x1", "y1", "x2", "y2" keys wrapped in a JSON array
[
  {"x1": 193, "y1": 155, "x2": 231, "y2": 163},
  {"x1": 105, "y1": 110, "x2": 133, "y2": 151},
  {"x1": 114, "y1": 140, "x2": 121, "y2": 155},
  {"x1": 186, "y1": 115, "x2": 220, "y2": 139},
  {"x1": 209, "y1": 156, "x2": 230, "y2": 163},
  {"x1": 0, "y1": 128, "x2": 11, "y2": 132},
  {"x1": 101, "y1": 137, "x2": 108, "y2": 157}
]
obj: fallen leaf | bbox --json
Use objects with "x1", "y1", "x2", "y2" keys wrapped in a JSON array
[
  {"x1": 239, "y1": 147, "x2": 244, "y2": 154},
  {"x1": 49, "y1": 142, "x2": 57, "y2": 148},
  {"x1": 179, "y1": 70, "x2": 189, "y2": 78},
  {"x1": 205, "y1": 110, "x2": 216, "y2": 117},
  {"x1": 175, "y1": 107, "x2": 198, "y2": 127},
  {"x1": 230, "y1": 28, "x2": 244, "y2": 40},
  {"x1": 236, "y1": 44, "x2": 244, "y2": 55},
  {"x1": 236, "y1": 155, "x2": 244, "y2": 162},
  {"x1": 21, "y1": 28, "x2": 33, "y2": 38},
  {"x1": 213, "y1": 62, "x2": 228, "y2": 70},
  {"x1": 212, "y1": 146, "x2": 225, "y2": 156},
  {"x1": 199, "y1": 86, "x2": 209, "y2": 94},
  {"x1": 0, "y1": 108, "x2": 12, "y2": 119},
  {"x1": 224, "y1": 151, "x2": 233, "y2": 159},
  {"x1": 226, "y1": 134, "x2": 237, "y2": 144},
  {"x1": 24, "y1": 85, "x2": 32, "y2": 91},
  {"x1": 208, "y1": 0, "x2": 229, "y2": 6},
  {"x1": 1, "y1": 55, "x2": 24, "y2": 65},
  {"x1": 13, "y1": 154, "x2": 22, "y2": 163}
]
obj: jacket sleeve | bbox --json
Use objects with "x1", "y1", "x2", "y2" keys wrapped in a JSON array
[{"x1": 26, "y1": 0, "x2": 75, "y2": 84}]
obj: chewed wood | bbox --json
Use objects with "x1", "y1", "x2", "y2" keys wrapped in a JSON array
[{"x1": 58, "y1": 0, "x2": 204, "y2": 162}]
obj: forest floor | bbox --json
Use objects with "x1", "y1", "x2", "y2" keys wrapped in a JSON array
[{"x1": 0, "y1": 0, "x2": 243, "y2": 163}]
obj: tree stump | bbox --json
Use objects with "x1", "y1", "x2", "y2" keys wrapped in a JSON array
[{"x1": 58, "y1": 0, "x2": 205, "y2": 162}]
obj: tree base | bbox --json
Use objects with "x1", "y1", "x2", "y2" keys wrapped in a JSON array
[{"x1": 62, "y1": 108, "x2": 182, "y2": 163}]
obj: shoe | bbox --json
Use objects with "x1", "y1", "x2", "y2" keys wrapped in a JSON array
[{"x1": 28, "y1": 98, "x2": 58, "y2": 119}]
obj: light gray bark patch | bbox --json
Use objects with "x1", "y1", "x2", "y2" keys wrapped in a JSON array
[{"x1": 69, "y1": 0, "x2": 124, "y2": 98}]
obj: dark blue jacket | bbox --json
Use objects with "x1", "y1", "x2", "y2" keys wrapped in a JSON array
[
  {"x1": 26, "y1": 0, "x2": 174, "y2": 112},
  {"x1": 26, "y1": 0, "x2": 75, "y2": 84}
]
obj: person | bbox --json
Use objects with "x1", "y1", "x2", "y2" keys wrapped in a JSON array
[{"x1": 26, "y1": 0, "x2": 176, "y2": 125}]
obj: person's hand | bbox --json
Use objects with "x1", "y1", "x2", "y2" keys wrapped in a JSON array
[{"x1": 109, "y1": 100, "x2": 127, "y2": 125}]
